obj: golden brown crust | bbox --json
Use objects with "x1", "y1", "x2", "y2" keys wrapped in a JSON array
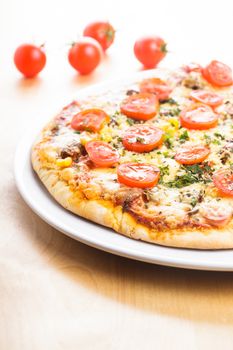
[
  {"x1": 32, "y1": 139, "x2": 233, "y2": 250},
  {"x1": 31, "y1": 67, "x2": 233, "y2": 250}
]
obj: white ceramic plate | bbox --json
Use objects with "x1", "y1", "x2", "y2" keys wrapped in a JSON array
[{"x1": 14, "y1": 71, "x2": 233, "y2": 271}]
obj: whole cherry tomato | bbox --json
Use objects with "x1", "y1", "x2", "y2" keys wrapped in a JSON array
[
  {"x1": 68, "y1": 38, "x2": 102, "y2": 75},
  {"x1": 14, "y1": 44, "x2": 46, "y2": 78},
  {"x1": 83, "y1": 21, "x2": 115, "y2": 51},
  {"x1": 134, "y1": 36, "x2": 167, "y2": 69}
]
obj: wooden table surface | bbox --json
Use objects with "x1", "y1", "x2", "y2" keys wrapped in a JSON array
[{"x1": 1, "y1": 0, "x2": 233, "y2": 349}]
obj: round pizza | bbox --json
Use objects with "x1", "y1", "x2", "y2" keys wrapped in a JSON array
[{"x1": 32, "y1": 60, "x2": 233, "y2": 249}]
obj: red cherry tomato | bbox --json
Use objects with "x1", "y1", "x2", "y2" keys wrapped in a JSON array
[
  {"x1": 68, "y1": 39, "x2": 102, "y2": 75},
  {"x1": 139, "y1": 78, "x2": 172, "y2": 101},
  {"x1": 71, "y1": 109, "x2": 109, "y2": 132},
  {"x1": 134, "y1": 36, "x2": 167, "y2": 69},
  {"x1": 83, "y1": 21, "x2": 115, "y2": 51},
  {"x1": 202, "y1": 60, "x2": 233, "y2": 87},
  {"x1": 212, "y1": 168, "x2": 233, "y2": 197},
  {"x1": 175, "y1": 144, "x2": 210, "y2": 165},
  {"x1": 120, "y1": 93, "x2": 159, "y2": 120},
  {"x1": 180, "y1": 104, "x2": 218, "y2": 130},
  {"x1": 14, "y1": 44, "x2": 46, "y2": 78},
  {"x1": 182, "y1": 62, "x2": 202, "y2": 73},
  {"x1": 85, "y1": 141, "x2": 119, "y2": 167},
  {"x1": 123, "y1": 124, "x2": 164, "y2": 153},
  {"x1": 190, "y1": 90, "x2": 223, "y2": 107},
  {"x1": 117, "y1": 163, "x2": 160, "y2": 188},
  {"x1": 201, "y1": 204, "x2": 232, "y2": 227}
]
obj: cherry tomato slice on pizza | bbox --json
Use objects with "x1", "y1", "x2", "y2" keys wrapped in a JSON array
[
  {"x1": 139, "y1": 78, "x2": 172, "y2": 101},
  {"x1": 202, "y1": 60, "x2": 233, "y2": 87},
  {"x1": 123, "y1": 124, "x2": 164, "y2": 153},
  {"x1": 212, "y1": 168, "x2": 233, "y2": 197},
  {"x1": 201, "y1": 204, "x2": 232, "y2": 227},
  {"x1": 85, "y1": 141, "x2": 119, "y2": 167},
  {"x1": 190, "y1": 90, "x2": 223, "y2": 107},
  {"x1": 71, "y1": 109, "x2": 109, "y2": 132},
  {"x1": 120, "y1": 93, "x2": 159, "y2": 120},
  {"x1": 180, "y1": 104, "x2": 218, "y2": 130},
  {"x1": 117, "y1": 163, "x2": 160, "y2": 188},
  {"x1": 175, "y1": 144, "x2": 210, "y2": 165}
]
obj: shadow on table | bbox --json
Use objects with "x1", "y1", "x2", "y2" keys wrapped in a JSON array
[
  {"x1": 14, "y1": 188, "x2": 233, "y2": 325},
  {"x1": 15, "y1": 76, "x2": 43, "y2": 90}
]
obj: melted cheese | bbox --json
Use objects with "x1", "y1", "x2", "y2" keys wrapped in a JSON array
[{"x1": 40, "y1": 67, "x2": 233, "y2": 229}]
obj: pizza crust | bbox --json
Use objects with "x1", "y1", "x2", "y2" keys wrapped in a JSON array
[
  {"x1": 31, "y1": 66, "x2": 233, "y2": 250},
  {"x1": 32, "y1": 145, "x2": 233, "y2": 250}
]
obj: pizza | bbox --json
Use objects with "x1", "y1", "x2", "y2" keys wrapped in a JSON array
[{"x1": 32, "y1": 60, "x2": 233, "y2": 249}]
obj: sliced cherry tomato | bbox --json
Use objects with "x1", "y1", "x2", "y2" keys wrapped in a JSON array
[
  {"x1": 182, "y1": 62, "x2": 202, "y2": 73},
  {"x1": 123, "y1": 124, "x2": 163, "y2": 153},
  {"x1": 212, "y1": 168, "x2": 233, "y2": 197},
  {"x1": 85, "y1": 141, "x2": 119, "y2": 167},
  {"x1": 120, "y1": 93, "x2": 158, "y2": 120},
  {"x1": 134, "y1": 36, "x2": 167, "y2": 69},
  {"x1": 190, "y1": 90, "x2": 223, "y2": 107},
  {"x1": 180, "y1": 103, "x2": 218, "y2": 130},
  {"x1": 71, "y1": 109, "x2": 109, "y2": 132},
  {"x1": 139, "y1": 78, "x2": 172, "y2": 101},
  {"x1": 175, "y1": 144, "x2": 210, "y2": 165},
  {"x1": 202, "y1": 60, "x2": 233, "y2": 87},
  {"x1": 201, "y1": 204, "x2": 232, "y2": 227},
  {"x1": 68, "y1": 38, "x2": 102, "y2": 75},
  {"x1": 14, "y1": 44, "x2": 46, "y2": 78},
  {"x1": 117, "y1": 163, "x2": 160, "y2": 188},
  {"x1": 83, "y1": 21, "x2": 115, "y2": 51}
]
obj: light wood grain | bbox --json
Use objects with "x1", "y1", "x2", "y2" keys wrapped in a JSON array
[{"x1": 1, "y1": 0, "x2": 233, "y2": 349}]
